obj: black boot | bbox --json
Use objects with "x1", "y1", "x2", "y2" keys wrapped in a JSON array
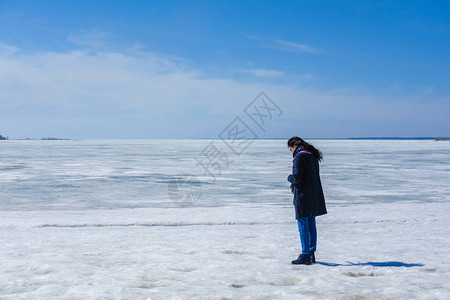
[
  {"x1": 310, "y1": 251, "x2": 315, "y2": 264},
  {"x1": 291, "y1": 254, "x2": 312, "y2": 265}
]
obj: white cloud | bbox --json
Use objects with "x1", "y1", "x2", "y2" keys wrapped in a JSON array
[
  {"x1": 0, "y1": 45, "x2": 270, "y2": 137},
  {"x1": 244, "y1": 34, "x2": 321, "y2": 54},
  {"x1": 273, "y1": 39, "x2": 321, "y2": 54},
  {"x1": 0, "y1": 43, "x2": 19, "y2": 56},
  {"x1": 243, "y1": 68, "x2": 284, "y2": 78},
  {"x1": 67, "y1": 29, "x2": 109, "y2": 49},
  {"x1": 296, "y1": 73, "x2": 317, "y2": 81},
  {"x1": 0, "y1": 43, "x2": 447, "y2": 138}
]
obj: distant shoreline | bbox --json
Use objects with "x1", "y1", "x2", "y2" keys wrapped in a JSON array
[
  {"x1": 1, "y1": 137, "x2": 441, "y2": 141},
  {"x1": 0, "y1": 135, "x2": 450, "y2": 141},
  {"x1": 186, "y1": 137, "x2": 439, "y2": 140}
]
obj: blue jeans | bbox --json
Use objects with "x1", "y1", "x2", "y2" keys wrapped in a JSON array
[{"x1": 297, "y1": 216, "x2": 317, "y2": 254}]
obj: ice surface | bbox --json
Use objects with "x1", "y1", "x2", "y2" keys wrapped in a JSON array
[{"x1": 0, "y1": 139, "x2": 449, "y2": 299}]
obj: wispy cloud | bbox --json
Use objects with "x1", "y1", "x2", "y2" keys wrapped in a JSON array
[
  {"x1": 67, "y1": 29, "x2": 109, "y2": 49},
  {"x1": 243, "y1": 68, "x2": 284, "y2": 78},
  {"x1": 0, "y1": 43, "x2": 446, "y2": 138},
  {"x1": 244, "y1": 34, "x2": 322, "y2": 54},
  {"x1": 296, "y1": 73, "x2": 317, "y2": 81},
  {"x1": 273, "y1": 39, "x2": 321, "y2": 53},
  {"x1": 0, "y1": 44, "x2": 267, "y2": 137},
  {"x1": 0, "y1": 43, "x2": 19, "y2": 56},
  {"x1": 241, "y1": 68, "x2": 317, "y2": 81}
]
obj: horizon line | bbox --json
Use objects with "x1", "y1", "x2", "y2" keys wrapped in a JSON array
[{"x1": 1, "y1": 136, "x2": 442, "y2": 141}]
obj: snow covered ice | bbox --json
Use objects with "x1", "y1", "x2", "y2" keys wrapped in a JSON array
[{"x1": 0, "y1": 139, "x2": 449, "y2": 299}]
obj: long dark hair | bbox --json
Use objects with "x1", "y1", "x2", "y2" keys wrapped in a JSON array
[{"x1": 287, "y1": 136, "x2": 323, "y2": 162}]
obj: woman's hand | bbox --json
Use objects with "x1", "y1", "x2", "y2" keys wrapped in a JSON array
[{"x1": 290, "y1": 184, "x2": 294, "y2": 193}]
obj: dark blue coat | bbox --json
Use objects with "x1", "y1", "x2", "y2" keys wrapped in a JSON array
[{"x1": 287, "y1": 149, "x2": 327, "y2": 219}]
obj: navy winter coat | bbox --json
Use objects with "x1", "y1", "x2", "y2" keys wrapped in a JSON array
[{"x1": 287, "y1": 148, "x2": 327, "y2": 219}]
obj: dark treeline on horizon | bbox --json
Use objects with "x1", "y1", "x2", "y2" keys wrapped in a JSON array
[{"x1": 0, "y1": 135, "x2": 70, "y2": 141}]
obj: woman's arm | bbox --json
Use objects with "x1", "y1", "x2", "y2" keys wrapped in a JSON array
[{"x1": 287, "y1": 155, "x2": 303, "y2": 186}]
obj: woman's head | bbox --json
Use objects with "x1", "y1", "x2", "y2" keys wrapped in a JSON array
[
  {"x1": 287, "y1": 136, "x2": 303, "y2": 153},
  {"x1": 287, "y1": 136, "x2": 323, "y2": 161},
  {"x1": 287, "y1": 136, "x2": 304, "y2": 147}
]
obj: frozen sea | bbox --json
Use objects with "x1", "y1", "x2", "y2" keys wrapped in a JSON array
[{"x1": 0, "y1": 139, "x2": 449, "y2": 299}]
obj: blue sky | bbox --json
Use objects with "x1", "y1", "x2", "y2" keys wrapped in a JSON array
[{"x1": 0, "y1": 0, "x2": 449, "y2": 138}]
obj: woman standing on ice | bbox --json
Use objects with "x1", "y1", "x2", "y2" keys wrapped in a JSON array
[{"x1": 287, "y1": 137, "x2": 327, "y2": 265}]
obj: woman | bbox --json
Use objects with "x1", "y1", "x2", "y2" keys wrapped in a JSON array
[{"x1": 287, "y1": 137, "x2": 327, "y2": 265}]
